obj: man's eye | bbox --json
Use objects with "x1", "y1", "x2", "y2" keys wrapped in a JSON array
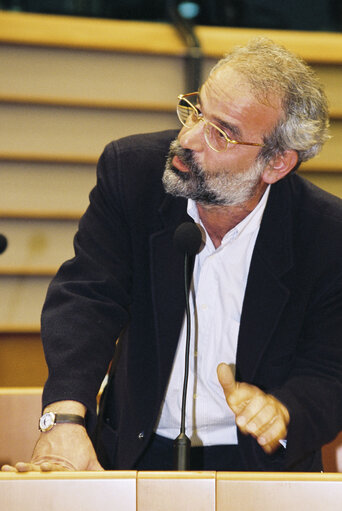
[
  {"x1": 219, "y1": 128, "x2": 234, "y2": 141},
  {"x1": 214, "y1": 126, "x2": 228, "y2": 140}
]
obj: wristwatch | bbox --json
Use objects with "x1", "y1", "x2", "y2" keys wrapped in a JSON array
[{"x1": 39, "y1": 411, "x2": 85, "y2": 432}]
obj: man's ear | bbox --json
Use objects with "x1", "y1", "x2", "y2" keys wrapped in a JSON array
[{"x1": 262, "y1": 150, "x2": 298, "y2": 184}]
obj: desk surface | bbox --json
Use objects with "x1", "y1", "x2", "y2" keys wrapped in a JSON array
[{"x1": 1, "y1": 471, "x2": 342, "y2": 511}]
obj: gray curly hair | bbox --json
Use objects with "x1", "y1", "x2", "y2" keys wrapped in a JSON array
[{"x1": 211, "y1": 37, "x2": 330, "y2": 164}]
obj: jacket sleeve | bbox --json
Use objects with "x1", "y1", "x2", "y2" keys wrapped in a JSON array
[{"x1": 41, "y1": 141, "x2": 132, "y2": 426}]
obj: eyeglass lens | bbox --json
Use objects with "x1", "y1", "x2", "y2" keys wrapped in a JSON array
[
  {"x1": 177, "y1": 99, "x2": 197, "y2": 127},
  {"x1": 177, "y1": 97, "x2": 228, "y2": 152}
]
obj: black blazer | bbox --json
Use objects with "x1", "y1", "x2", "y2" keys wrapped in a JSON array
[{"x1": 41, "y1": 130, "x2": 342, "y2": 471}]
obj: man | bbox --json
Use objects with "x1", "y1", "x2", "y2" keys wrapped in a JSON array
[{"x1": 3, "y1": 37, "x2": 342, "y2": 473}]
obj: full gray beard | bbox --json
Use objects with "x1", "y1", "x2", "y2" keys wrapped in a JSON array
[{"x1": 162, "y1": 139, "x2": 265, "y2": 207}]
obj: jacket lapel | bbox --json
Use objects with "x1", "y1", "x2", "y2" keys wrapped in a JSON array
[
  {"x1": 149, "y1": 194, "x2": 192, "y2": 383},
  {"x1": 236, "y1": 179, "x2": 294, "y2": 382}
]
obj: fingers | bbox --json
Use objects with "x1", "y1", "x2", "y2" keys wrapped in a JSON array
[
  {"x1": 39, "y1": 462, "x2": 73, "y2": 472},
  {"x1": 31, "y1": 455, "x2": 77, "y2": 471},
  {"x1": 1, "y1": 456, "x2": 77, "y2": 473},
  {"x1": 253, "y1": 396, "x2": 290, "y2": 453},
  {"x1": 217, "y1": 362, "x2": 290, "y2": 454},
  {"x1": 256, "y1": 415, "x2": 288, "y2": 453},
  {"x1": 235, "y1": 391, "x2": 268, "y2": 434},
  {"x1": 1, "y1": 464, "x2": 18, "y2": 472},
  {"x1": 16, "y1": 462, "x2": 43, "y2": 472},
  {"x1": 1, "y1": 462, "x2": 42, "y2": 473},
  {"x1": 237, "y1": 394, "x2": 289, "y2": 453}
]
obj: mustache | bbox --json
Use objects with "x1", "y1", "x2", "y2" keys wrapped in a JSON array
[{"x1": 170, "y1": 140, "x2": 200, "y2": 174}]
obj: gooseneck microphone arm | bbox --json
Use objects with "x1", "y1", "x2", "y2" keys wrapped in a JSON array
[
  {"x1": 180, "y1": 251, "x2": 191, "y2": 435},
  {"x1": 173, "y1": 222, "x2": 202, "y2": 470},
  {"x1": 173, "y1": 250, "x2": 192, "y2": 471}
]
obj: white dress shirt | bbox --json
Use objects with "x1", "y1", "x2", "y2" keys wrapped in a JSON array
[{"x1": 155, "y1": 187, "x2": 270, "y2": 446}]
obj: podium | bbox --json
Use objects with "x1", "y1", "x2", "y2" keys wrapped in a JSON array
[{"x1": 1, "y1": 471, "x2": 342, "y2": 511}]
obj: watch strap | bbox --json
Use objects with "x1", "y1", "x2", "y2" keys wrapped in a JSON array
[{"x1": 54, "y1": 413, "x2": 85, "y2": 426}]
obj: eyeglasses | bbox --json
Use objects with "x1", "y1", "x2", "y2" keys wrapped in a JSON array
[{"x1": 177, "y1": 92, "x2": 264, "y2": 153}]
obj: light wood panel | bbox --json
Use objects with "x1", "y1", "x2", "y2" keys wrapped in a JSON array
[
  {"x1": 0, "y1": 103, "x2": 178, "y2": 160},
  {"x1": 0, "y1": 95, "x2": 175, "y2": 112},
  {"x1": 0, "y1": 12, "x2": 186, "y2": 55},
  {"x1": 301, "y1": 120, "x2": 342, "y2": 172},
  {"x1": 0, "y1": 276, "x2": 51, "y2": 330},
  {"x1": 0, "y1": 44, "x2": 183, "y2": 105},
  {"x1": 138, "y1": 471, "x2": 216, "y2": 511},
  {"x1": 196, "y1": 25, "x2": 342, "y2": 63},
  {"x1": 216, "y1": 472, "x2": 342, "y2": 510},
  {"x1": 1, "y1": 11, "x2": 342, "y2": 64},
  {"x1": 1, "y1": 471, "x2": 342, "y2": 511},
  {"x1": 0, "y1": 471, "x2": 137, "y2": 511},
  {"x1": 0, "y1": 218, "x2": 77, "y2": 275},
  {"x1": 0, "y1": 161, "x2": 95, "y2": 218},
  {"x1": 314, "y1": 65, "x2": 342, "y2": 116},
  {"x1": 0, "y1": 334, "x2": 47, "y2": 386}
]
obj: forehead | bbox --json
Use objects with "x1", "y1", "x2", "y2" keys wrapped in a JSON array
[{"x1": 201, "y1": 65, "x2": 283, "y2": 137}]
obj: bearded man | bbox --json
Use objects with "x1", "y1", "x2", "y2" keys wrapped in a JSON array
[{"x1": 3, "y1": 37, "x2": 342, "y2": 473}]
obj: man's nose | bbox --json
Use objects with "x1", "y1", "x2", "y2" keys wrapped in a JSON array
[{"x1": 178, "y1": 120, "x2": 205, "y2": 152}]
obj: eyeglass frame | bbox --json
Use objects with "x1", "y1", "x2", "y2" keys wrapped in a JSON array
[{"x1": 177, "y1": 92, "x2": 265, "y2": 153}]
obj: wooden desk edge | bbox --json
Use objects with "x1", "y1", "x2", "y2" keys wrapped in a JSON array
[{"x1": 1, "y1": 470, "x2": 341, "y2": 481}]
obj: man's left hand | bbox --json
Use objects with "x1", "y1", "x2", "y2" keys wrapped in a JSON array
[{"x1": 217, "y1": 363, "x2": 290, "y2": 454}]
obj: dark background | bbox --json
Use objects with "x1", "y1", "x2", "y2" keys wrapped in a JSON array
[{"x1": 0, "y1": 0, "x2": 341, "y2": 32}]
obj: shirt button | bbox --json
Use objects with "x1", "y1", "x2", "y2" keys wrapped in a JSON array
[{"x1": 138, "y1": 431, "x2": 144, "y2": 440}]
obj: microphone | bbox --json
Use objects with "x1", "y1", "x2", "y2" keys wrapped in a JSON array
[
  {"x1": 173, "y1": 222, "x2": 202, "y2": 256},
  {"x1": 0, "y1": 234, "x2": 7, "y2": 254},
  {"x1": 173, "y1": 222, "x2": 202, "y2": 470}
]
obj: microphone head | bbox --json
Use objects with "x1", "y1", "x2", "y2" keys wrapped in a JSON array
[
  {"x1": 0, "y1": 234, "x2": 7, "y2": 254},
  {"x1": 174, "y1": 222, "x2": 202, "y2": 256}
]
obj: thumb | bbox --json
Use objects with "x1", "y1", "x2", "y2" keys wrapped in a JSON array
[{"x1": 217, "y1": 363, "x2": 237, "y2": 398}]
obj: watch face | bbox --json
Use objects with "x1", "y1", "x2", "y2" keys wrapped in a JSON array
[{"x1": 39, "y1": 412, "x2": 55, "y2": 432}]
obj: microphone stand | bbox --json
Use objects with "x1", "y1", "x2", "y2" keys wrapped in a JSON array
[{"x1": 173, "y1": 251, "x2": 191, "y2": 470}]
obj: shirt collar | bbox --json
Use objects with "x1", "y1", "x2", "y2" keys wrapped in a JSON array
[{"x1": 187, "y1": 185, "x2": 271, "y2": 247}]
